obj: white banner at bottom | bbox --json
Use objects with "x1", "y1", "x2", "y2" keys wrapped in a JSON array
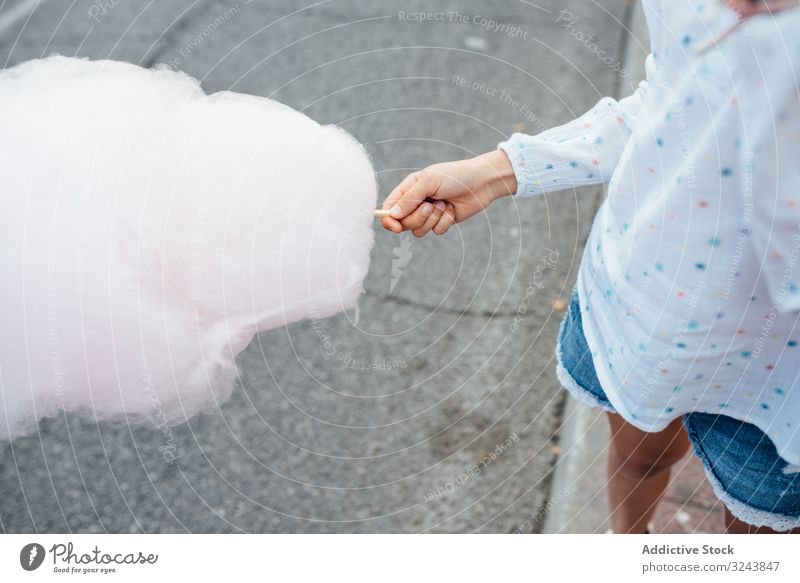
[{"x1": 1, "y1": 534, "x2": 798, "y2": 582}]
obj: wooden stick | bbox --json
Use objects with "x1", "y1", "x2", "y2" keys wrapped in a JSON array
[{"x1": 373, "y1": 209, "x2": 392, "y2": 218}]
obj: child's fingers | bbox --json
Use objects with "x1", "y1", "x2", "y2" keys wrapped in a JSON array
[
  {"x1": 412, "y1": 201, "x2": 445, "y2": 237},
  {"x1": 388, "y1": 173, "x2": 435, "y2": 220},
  {"x1": 432, "y1": 202, "x2": 456, "y2": 235},
  {"x1": 398, "y1": 201, "x2": 434, "y2": 231},
  {"x1": 380, "y1": 172, "x2": 418, "y2": 233},
  {"x1": 380, "y1": 216, "x2": 403, "y2": 233}
]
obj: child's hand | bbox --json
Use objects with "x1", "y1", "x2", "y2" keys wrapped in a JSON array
[{"x1": 380, "y1": 150, "x2": 517, "y2": 236}]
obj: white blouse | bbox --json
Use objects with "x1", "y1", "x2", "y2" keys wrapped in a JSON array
[{"x1": 499, "y1": 0, "x2": 800, "y2": 465}]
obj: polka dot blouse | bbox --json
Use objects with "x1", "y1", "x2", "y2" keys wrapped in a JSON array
[{"x1": 499, "y1": 0, "x2": 800, "y2": 465}]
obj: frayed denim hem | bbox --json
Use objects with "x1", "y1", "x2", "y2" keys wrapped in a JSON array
[
  {"x1": 554, "y1": 308, "x2": 616, "y2": 414},
  {"x1": 684, "y1": 417, "x2": 800, "y2": 532},
  {"x1": 555, "y1": 361, "x2": 616, "y2": 414}
]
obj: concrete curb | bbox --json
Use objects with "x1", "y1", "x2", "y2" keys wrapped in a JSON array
[
  {"x1": 542, "y1": 394, "x2": 611, "y2": 533},
  {"x1": 542, "y1": 0, "x2": 649, "y2": 534}
]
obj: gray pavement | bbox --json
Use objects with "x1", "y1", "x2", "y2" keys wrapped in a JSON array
[{"x1": 0, "y1": 0, "x2": 634, "y2": 533}]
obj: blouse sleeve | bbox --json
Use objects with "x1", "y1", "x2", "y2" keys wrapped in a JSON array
[
  {"x1": 498, "y1": 79, "x2": 649, "y2": 197},
  {"x1": 735, "y1": 12, "x2": 800, "y2": 313}
]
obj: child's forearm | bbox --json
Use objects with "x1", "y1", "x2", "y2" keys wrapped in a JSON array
[
  {"x1": 379, "y1": 149, "x2": 517, "y2": 235},
  {"x1": 476, "y1": 150, "x2": 518, "y2": 201}
]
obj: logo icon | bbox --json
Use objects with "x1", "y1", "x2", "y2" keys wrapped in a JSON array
[
  {"x1": 389, "y1": 233, "x2": 414, "y2": 294},
  {"x1": 20, "y1": 543, "x2": 45, "y2": 571}
]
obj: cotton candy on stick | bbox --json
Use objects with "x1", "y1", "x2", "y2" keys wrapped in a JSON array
[{"x1": 0, "y1": 56, "x2": 377, "y2": 440}]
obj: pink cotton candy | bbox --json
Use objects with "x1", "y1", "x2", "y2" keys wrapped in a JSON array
[{"x1": 0, "y1": 56, "x2": 376, "y2": 439}]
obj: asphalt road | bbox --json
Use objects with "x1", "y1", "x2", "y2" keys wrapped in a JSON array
[{"x1": 0, "y1": 0, "x2": 637, "y2": 533}]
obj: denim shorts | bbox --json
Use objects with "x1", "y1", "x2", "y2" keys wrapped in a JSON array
[{"x1": 556, "y1": 288, "x2": 800, "y2": 531}]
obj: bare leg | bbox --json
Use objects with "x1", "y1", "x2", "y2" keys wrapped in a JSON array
[{"x1": 606, "y1": 412, "x2": 691, "y2": 533}]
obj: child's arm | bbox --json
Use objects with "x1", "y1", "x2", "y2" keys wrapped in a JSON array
[
  {"x1": 498, "y1": 80, "x2": 648, "y2": 197},
  {"x1": 379, "y1": 150, "x2": 517, "y2": 236},
  {"x1": 381, "y1": 79, "x2": 649, "y2": 236}
]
